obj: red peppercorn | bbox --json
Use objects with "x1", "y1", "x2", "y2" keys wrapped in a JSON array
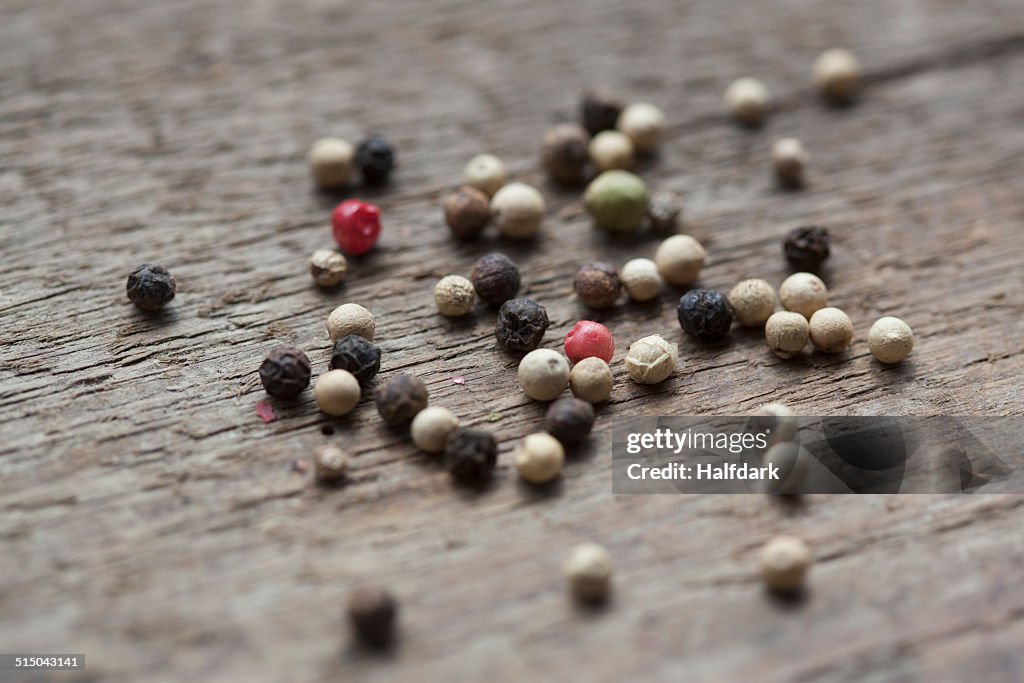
[
  {"x1": 564, "y1": 321, "x2": 614, "y2": 364},
  {"x1": 332, "y1": 199, "x2": 381, "y2": 256}
]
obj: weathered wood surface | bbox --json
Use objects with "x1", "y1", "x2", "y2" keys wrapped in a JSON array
[{"x1": 2, "y1": 0, "x2": 1023, "y2": 681}]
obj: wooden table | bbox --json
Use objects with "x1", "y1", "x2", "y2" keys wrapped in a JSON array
[{"x1": 2, "y1": 1, "x2": 1023, "y2": 680}]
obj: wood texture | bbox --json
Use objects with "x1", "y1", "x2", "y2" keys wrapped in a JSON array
[{"x1": 1, "y1": 0, "x2": 1023, "y2": 681}]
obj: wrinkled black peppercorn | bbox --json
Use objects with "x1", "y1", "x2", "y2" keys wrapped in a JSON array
[
  {"x1": 677, "y1": 289, "x2": 734, "y2": 341},
  {"x1": 580, "y1": 90, "x2": 623, "y2": 136},
  {"x1": 126, "y1": 263, "x2": 176, "y2": 312},
  {"x1": 545, "y1": 398, "x2": 595, "y2": 446},
  {"x1": 574, "y1": 262, "x2": 621, "y2": 309},
  {"x1": 373, "y1": 374, "x2": 428, "y2": 427},
  {"x1": 329, "y1": 335, "x2": 382, "y2": 386},
  {"x1": 784, "y1": 226, "x2": 831, "y2": 273},
  {"x1": 495, "y1": 298, "x2": 550, "y2": 351},
  {"x1": 355, "y1": 135, "x2": 395, "y2": 185},
  {"x1": 348, "y1": 586, "x2": 397, "y2": 648},
  {"x1": 444, "y1": 428, "x2": 498, "y2": 484},
  {"x1": 471, "y1": 253, "x2": 521, "y2": 306},
  {"x1": 259, "y1": 347, "x2": 312, "y2": 399}
]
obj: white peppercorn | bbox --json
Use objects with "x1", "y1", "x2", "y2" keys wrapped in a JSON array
[
  {"x1": 564, "y1": 542, "x2": 613, "y2": 602},
  {"x1": 308, "y1": 137, "x2": 355, "y2": 189},
  {"x1": 588, "y1": 130, "x2": 634, "y2": 172},
  {"x1": 765, "y1": 311, "x2": 810, "y2": 359},
  {"x1": 616, "y1": 102, "x2": 666, "y2": 154},
  {"x1": 868, "y1": 316, "x2": 914, "y2": 364},
  {"x1": 327, "y1": 303, "x2": 375, "y2": 341},
  {"x1": 772, "y1": 138, "x2": 809, "y2": 188},
  {"x1": 754, "y1": 402, "x2": 798, "y2": 445},
  {"x1": 762, "y1": 442, "x2": 811, "y2": 494},
  {"x1": 779, "y1": 272, "x2": 828, "y2": 319},
  {"x1": 809, "y1": 307, "x2": 854, "y2": 353},
  {"x1": 491, "y1": 182, "x2": 545, "y2": 239},
  {"x1": 313, "y1": 444, "x2": 350, "y2": 483},
  {"x1": 518, "y1": 349, "x2": 570, "y2": 401},
  {"x1": 513, "y1": 432, "x2": 565, "y2": 484},
  {"x1": 725, "y1": 77, "x2": 771, "y2": 126},
  {"x1": 619, "y1": 258, "x2": 662, "y2": 302},
  {"x1": 813, "y1": 49, "x2": 862, "y2": 104},
  {"x1": 654, "y1": 234, "x2": 706, "y2": 286},
  {"x1": 464, "y1": 153, "x2": 507, "y2": 197},
  {"x1": 434, "y1": 275, "x2": 476, "y2": 317},
  {"x1": 759, "y1": 535, "x2": 812, "y2": 593},
  {"x1": 411, "y1": 406, "x2": 461, "y2": 454},
  {"x1": 314, "y1": 369, "x2": 361, "y2": 417},
  {"x1": 625, "y1": 334, "x2": 678, "y2": 385},
  {"x1": 728, "y1": 278, "x2": 777, "y2": 327},
  {"x1": 570, "y1": 357, "x2": 613, "y2": 404},
  {"x1": 309, "y1": 249, "x2": 347, "y2": 287}
]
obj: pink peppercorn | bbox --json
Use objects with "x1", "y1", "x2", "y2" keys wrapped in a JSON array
[
  {"x1": 564, "y1": 321, "x2": 614, "y2": 364},
  {"x1": 332, "y1": 199, "x2": 382, "y2": 256}
]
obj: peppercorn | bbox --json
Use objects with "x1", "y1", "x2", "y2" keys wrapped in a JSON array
[
  {"x1": 373, "y1": 374, "x2": 429, "y2": 427},
  {"x1": 784, "y1": 226, "x2": 831, "y2": 273},
  {"x1": 443, "y1": 186, "x2": 490, "y2": 240},
  {"x1": 779, "y1": 272, "x2": 828, "y2": 319},
  {"x1": 564, "y1": 542, "x2": 613, "y2": 603},
  {"x1": 348, "y1": 586, "x2": 397, "y2": 648},
  {"x1": 514, "y1": 432, "x2": 565, "y2": 485},
  {"x1": 329, "y1": 334, "x2": 382, "y2": 386},
  {"x1": 762, "y1": 442, "x2": 811, "y2": 494},
  {"x1": 619, "y1": 258, "x2": 663, "y2": 302},
  {"x1": 518, "y1": 349, "x2": 571, "y2": 401},
  {"x1": 772, "y1": 138, "x2": 809, "y2": 188},
  {"x1": 759, "y1": 535, "x2": 812, "y2": 593},
  {"x1": 625, "y1": 334, "x2": 678, "y2": 385},
  {"x1": 728, "y1": 279, "x2": 777, "y2": 328},
  {"x1": 444, "y1": 428, "x2": 498, "y2": 484},
  {"x1": 331, "y1": 199, "x2": 382, "y2": 256},
  {"x1": 654, "y1": 234, "x2": 706, "y2": 286},
  {"x1": 327, "y1": 303, "x2": 375, "y2": 341},
  {"x1": 126, "y1": 263, "x2": 176, "y2": 311},
  {"x1": 411, "y1": 406, "x2": 460, "y2": 454},
  {"x1": 753, "y1": 402, "x2": 798, "y2": 445},
  {"x1": 574, "y1": 262, "x2": 621, "y2": 309},
  {"x1": 616, "y1": 102, "x2": 666, "y2": 154},
  {"x1": 580, "y1": 89, "x2": 623, "y2": 136},
  {"x1": 725, "y1": 77, "x2": 771, "y2": 126},
  {"x1": 495, "y1": 298, "x2": 549, "y2": 351},
  {"x1": 313, "y1": 443, "x2": 349, "y2": 483},
  {"x1": 464, "y1": 153, "x2": 506, "y2": 198},
  {"x1": 355, "y1": 135, "x2": 395, "y2": 185},
  {"x1": 308, "y1": 137, "x2": 354, "y2": 189},
  {"x1": 259, "y1": 347, "x2": 312, "y2": 399},
  {"x1": 809, "y1": 307, "x2": 854, "y2": 353},
  {"x1": 541, "y1": 124, "x2": 590, "y2": 186},
  {"x1": 677, "y1": 289, "x2": 734, "y2": 341},
  {"x1": 564, "y1": 320, "x2": 614, "y2": 364},
  {"x1": 544, "y1": 397, "x2": 595, "y2": 446},
  {"x1": 490, "y1": 182, "x2": 546, "y2": 239},
  {"x1": 814, "y1": 49, "x2": 862, "y2": 104},
  {"x1": 470, "y1": 253, "x2": 520, "y2": 306},
  {"x1": 314, "y1": 369, "x2": 361, "y2": 417},
  {"x1": 647, "y1": 190, "x2": 683, "y2": 232},
  {"x1": 868, "y1": 316, "x2": 914, "y2": 364},
  {"x1": 765, "y1": 312, "x2": 810, "y2": 359},
  {"x1": 588, "y1": 130, "x2": 634, "y2": 172},
  {"x1": 309, "y1": 249, "x2": 347, "y2": 288},
  {"x1": 434, "y1": 275, "x2": 477, "y2": 317},
  {"x1": 584, "y1": 170, "x2": 649, "y2": 232},
  {"x1": 570, "y1": 357, "x2": 613, "y2": 404}
]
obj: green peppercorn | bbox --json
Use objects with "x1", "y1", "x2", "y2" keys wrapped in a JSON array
[{"x1": 583, "y1": 170, "x2": 649, "y2": 232}]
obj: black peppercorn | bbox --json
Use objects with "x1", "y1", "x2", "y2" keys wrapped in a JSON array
[
  {"x1": 355, "y1": 135, "x2": 395, "y2": 185},
  {"x1": 259, "y1": 347, "x2": 312, "y2": 399},
  {"x1": 541, "y1": 123, "x2": 590, "y2": 186},
  {"x1": 495, "y1": 298, "x2": 550, "y2": 351},
  {"x1": 574, "y1": 262, "x2": 621, "y2": 309},
  {"x1": 329, "y1": 335, "x2": 382, "y2": 386},
  {"x1": 373, "y1": 374, "x2": 428, "y2": 427},
  {"x1": 677, "y1": 289, "x2": 734, "y2": 341},
  {"x1": 348, "y1": 586, "x2": 397, "y2": 648},
  {"x1": 126, "y1": 263, "x2": 176, "y2": 312},
  {"x1": 545, "y1": 397, "x2": 595, "y2": 446},
  {"x1": 580, "y1": 89, "x2": 624, "y2": 136},
  {"x1": 784, "y1": 226, "x2": 831, "y2": 273},
  {"x1": 471, "y1": 253, "x2": 521, "y2": 306},
  {"x1": 444, "y1": 428, "x2": 498, "y2": 484}
]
